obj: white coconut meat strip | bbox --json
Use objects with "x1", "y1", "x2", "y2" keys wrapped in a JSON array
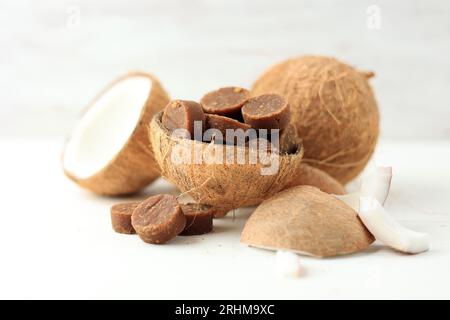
[
  {"x1": 359, "y1": 197, "x2": 429, "y2": 254},
  {"x1": 335, "y1": 167, "x2": 429, "y2": 254},
  {"x1": 63, "y1": 76, "x2": 152, "y2": 179},
  {"x1": 361, "y1": 166, "x2": 392, "y2": 205},
  {"x1": 336, "y1": 166, "x2": 392, "y2": 211}
]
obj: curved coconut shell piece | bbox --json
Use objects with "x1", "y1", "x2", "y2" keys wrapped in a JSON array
[
  {"x1": 285, "y1": 164, "x2": 346, "y2": 195},
  {"x1": 149, "y1": 112, "x2": 304, "y2": 213},
  {"x1": 252, "y1": 55, "x2": 379, "y2": 184},
  {"x1": 241, "y1": 186, "x2": 374, "y2": 257},
  {"x1": 63, "y1": 72, "x2": 170, "y2": 196}
]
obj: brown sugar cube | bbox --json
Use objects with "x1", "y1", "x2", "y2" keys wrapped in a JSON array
[
  {"x1": 279, "y1": 125, "x2": 300, "y2": 154},
  {"x1": 242, "y1": 94, "x2": 291, "y2": 129},
  {"x1": 200, "y1": 87, "x2": 250, "y2": 117},
  {"x1": 110, "y1": 201, "x2": 140, "y2": 234},
  {"x1": 271, "y1": 125, "x2": 300, "y2": 154},
  {"x1": 204, "y1": 114, "x2": 253, "y2": 145},
  {"x1": 245, "y1": 138, "x2": 273, "y2": 153},
  {"x1": 131, "y1": 194, "x2": 186, "y2": 244},
  {"x1": 162, "y1": 100, "x2": 206, "y2": 140},
  {"x1": 180, "y1": 203, "x2": 214, "y2": 236}
]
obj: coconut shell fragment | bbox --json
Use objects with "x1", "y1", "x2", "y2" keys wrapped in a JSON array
[
  {"x1": 252, "y1": 56, "x2": 379, "y2": 184},
  {"x1": 131, "y1": 194, "x2": 186, "y2": 244},
  {"x1": 241, "y1": 186, "x2": 374, "y2": 257}
]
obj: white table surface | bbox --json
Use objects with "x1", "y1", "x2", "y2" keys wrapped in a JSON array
[{"x1": 0, "y1": 138, "x2": 449, "y2": 299}]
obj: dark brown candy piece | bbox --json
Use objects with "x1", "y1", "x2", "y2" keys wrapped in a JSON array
[
  {"x1": 180, "y1": 203, "x2": 214, "y2": 236},
  {"x1": 275, "y1": 125, "x2": 300, "y2": 154},
  {"x1": 213, "y1": 208, "x2": 230, "y2": 218},
  {"x1": 204, "y1": 114, "x2": 253, "y2": 145},
  {"x1": 162, "y1": 100, "x2": 205, "y2": 140},
  {"x1": 245, "y1": 138, "x2": 272, "y2": 153},
  {"x1": 242, "y1": 94, "x2": 290, "y2": 129},
  {"x1": 131, "y1": 194, "x2": 186, "y2": 244},
  {"x1": 110, "y1": 201, "x2": 140, "y2": 234},
  {"x1": 200, "y1": 87, "x2": 250, "y2": 117}
]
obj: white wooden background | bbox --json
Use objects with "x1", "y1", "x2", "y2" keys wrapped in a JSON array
[{"x1": 1, "y1": 0, "x2": 449, "y2": 139}]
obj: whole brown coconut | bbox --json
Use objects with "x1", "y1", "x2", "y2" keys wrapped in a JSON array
[{"x1": 252, "y1": 56, "x2": 379, "y2": 184}]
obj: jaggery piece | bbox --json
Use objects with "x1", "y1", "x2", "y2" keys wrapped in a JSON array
[
  {"x1": 162, "y1": 100, "x2": 205, "y2": 140},
  {"x1": 131, "y1": 194, "x2": 186, "y2": 244},
  {"x1": 110, "y1": 201, "x2": 140, "y2": 234},
  {"x1": 180, "y1": 203, "x2": 214, "y2": 236},
  {"x1": 278, "y1": 125, "x2": 300, "y2": 154},
  {"x1": 200, "y1": 87, "x2": 250, "y2": 117},
  {"x1": 242, "y1": 94, "x2": 290, "y2": 129},
  {"x1": 204, "y1": 114, "x2": 253, "y2": 144}
]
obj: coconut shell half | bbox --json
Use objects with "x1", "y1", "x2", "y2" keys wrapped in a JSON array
[
  {"x1": 241, "y1": 186, "x2": 374, "y2": 257},
  {"x1": 149, "y1": 112, "x2": 304, "y2": 213},
  {"x1": 63, "y1": 72, "x2": 170, "y2": 195}
]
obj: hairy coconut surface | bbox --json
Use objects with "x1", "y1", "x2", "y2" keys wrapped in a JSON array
[
  {"x1": 241, "y1": 186, "x2": 374, "y2": 257},
  {"x1": 284, "y1": 164, "x2": 346, "y2": 195},
  {"x1": 149, "y1": 112, "x2": 304, "y2": 213},
  {"x1": 63, "y1": 72, "x2": 170, "y2": 195},
  {"x1": 252, "y1": 55, "x2": 379, "y2": 184}
]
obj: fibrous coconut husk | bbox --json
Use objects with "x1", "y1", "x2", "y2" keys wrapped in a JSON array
[
  {"x1": 241, "y1": 186, "x2": 374, "y2": 257},
  {"x1": 63, "y1": 72, "x2": 170, "y2": 195},
  {"x1": 149, "y1": 112, "x2": 304, "y2": 213},
  {"x1": 252, "y1": 56, "x2": 379, "y2": 184},
  {"x1": 284, "y1": 164, "x2": 346, "y2": 195}
]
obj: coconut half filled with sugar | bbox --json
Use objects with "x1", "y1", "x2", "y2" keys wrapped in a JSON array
[
  {"x1": 149, "y1": 112, "x2": 304, "y2": 214},
  {"x1": 63, "y1": 72, "x2": 170, "y2": 195}
]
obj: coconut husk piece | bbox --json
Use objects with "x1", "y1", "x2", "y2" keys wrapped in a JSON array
[
  {"x1": 149, "y1": 112, "x2": 304, "y2": 213},
  {"x1": 63, "y1": 72, "x2": 170, "y2": 195},
  {"x1": 284, "y1": 164, "x2": 346, "y2": 195},
  {"x1": 251, "y1": 55, "x2": 379, "y2": 184},
  {"x1": 241, "y1": 186, "x2": 374, "y2": 257}
]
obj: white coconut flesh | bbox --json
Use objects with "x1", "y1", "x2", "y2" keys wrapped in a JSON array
[
  {"x1": 359, "y1": 197, "x2": 430, "y2": 254},
  {"x1": 63, "y1": 76, "x2": 152, "y2": 179},
  {"x1": 335, "y1": 166, "x2": 393, "y2": 211},
  {"x1": 335, "y1": 167, "x2": 429, "y2": 254}
]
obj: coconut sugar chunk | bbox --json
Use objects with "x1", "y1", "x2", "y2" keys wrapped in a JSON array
[
  {"x1": 278, "y1": 124, "x2": 300, "y2": 154},
  {"x1": 241, "y1": 186, "x2": 374, "y2": 257},
  {"x1": 180, "y1": 203, "x2": 214, "y2": 236},
  {"x1": 162, "y1": 100, "x2": 206, "y2": 139},
  {"x1": 200, "y1": 87, "x2": 250, "y2": 117},
  {"x1": 242, "y1": 94, "x2": 291, "y2": 130},
  {"x1": 204, "y1": 114, "x2": 252, "y2": 144},
  {"x1": 131, "y1": 194, "x2": 186, "y2": 244},
  {"x1": 110, "y1": 201, "x2": 140, "y2": 234}
]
